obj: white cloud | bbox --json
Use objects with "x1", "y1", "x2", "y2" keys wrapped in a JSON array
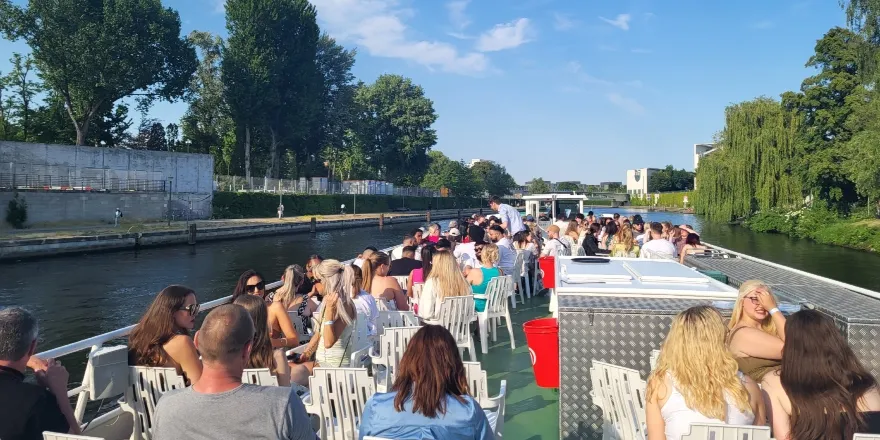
[
  {"x1": 599, "y1": 13, "x2": 631, "y2": 31},
  {"x1": 310, "y1": 0, "x2": 489, "y2": 75},
  {"x1": 631, "y1": 48, "x2": 652, "y2": 54},
  {"x1": 447, "y1": 0, "x2": 471, "y2": 30},
  {"x1": 607, "y1": 93, "x2": 644, "y2": 115},
  {"x1": 553, "y1": 12, "x2": 577, "y2": 31},
  {"x1": 476, "y1": 18, "x2": 533, "y2": 52}
]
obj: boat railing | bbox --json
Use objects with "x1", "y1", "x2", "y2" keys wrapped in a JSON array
[
  {"x1": 37, "y1": 246, "x2": 398, "y2": 423},
  {"x1": 703, "y1": 241, "x2": 880, "y2": 302}
]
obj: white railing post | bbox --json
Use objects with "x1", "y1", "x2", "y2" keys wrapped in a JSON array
[{"x1": 73, "y1": 345, "x2": 100, "y2": 423}]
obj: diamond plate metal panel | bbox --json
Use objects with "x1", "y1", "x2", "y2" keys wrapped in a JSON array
[
  {"x1": 850, "y1": 324, "x2": 880, "y2": 379},
  {"x1": 559, "y1": 297, "x2": 733, "y2": 439}
]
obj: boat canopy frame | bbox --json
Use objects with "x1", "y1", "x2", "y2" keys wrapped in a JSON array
[{"x1": 522, "y1": 194, "x2": 588, "y2": 220}]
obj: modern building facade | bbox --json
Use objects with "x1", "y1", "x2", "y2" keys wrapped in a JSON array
[
  {"x1": 694, "y1": 143, "x2": 718, "y2": 169},
  {"x1": 626, "y1": 168, "x2": 659, "y2": 196}
]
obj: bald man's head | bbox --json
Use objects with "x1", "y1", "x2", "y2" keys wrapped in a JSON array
[{"x1": 195, "y1": 304, "x2": 254, "y2": 364}]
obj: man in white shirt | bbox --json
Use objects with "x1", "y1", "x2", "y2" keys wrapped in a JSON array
[
  {"x1": 639, "y1": 222, "x2": 677, "y2": 259},
  {"x1": 487, "y1": 225, "x2": 516, "y2": 272},
  {"x1": 553, "y1": 213, "x2": 569, "y2": 236},
  {"x1": 489, "y1": 196, "x2": 525, "y2": 235},
  {"x1": 390, "y1": 234, "x2": 414, "y2": 260},
  {"x1": 540, "y1": 225, "x2": 569, "y2": 257}
]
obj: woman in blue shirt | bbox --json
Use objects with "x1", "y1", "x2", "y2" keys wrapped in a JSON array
[{"x1": 359, "y1": 325, "x2": 495, "y2": 440}]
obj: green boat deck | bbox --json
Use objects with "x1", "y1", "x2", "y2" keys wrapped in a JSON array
[{"x1": 476, "y1": 295, "x2": 558, "y2": 440}]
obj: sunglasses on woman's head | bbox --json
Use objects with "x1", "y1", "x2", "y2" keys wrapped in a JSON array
[
  {"x1": 246, "y1": 281, "x2": 265, "y2": 292},
  {"x1": 179, "y1": 303, "x2": 200, "y2": 316}
]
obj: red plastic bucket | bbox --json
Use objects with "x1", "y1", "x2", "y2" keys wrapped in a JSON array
[
  {"x1": 538, "y1": 256, "x2": 556, "y2": 289},
  {"x1": 523, "y1": 318, "x2": 560, "y2": 388}
]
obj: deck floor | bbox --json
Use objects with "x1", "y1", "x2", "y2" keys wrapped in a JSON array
[{"x1": 477, "y1": 295, "x2": 558, "y2": 440}]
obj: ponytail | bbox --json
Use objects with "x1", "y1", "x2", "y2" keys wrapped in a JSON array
[{"x1": 361, "y1": 259, "x2": 375, "y2": 292}]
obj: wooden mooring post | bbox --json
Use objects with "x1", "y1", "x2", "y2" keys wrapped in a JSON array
[
  {"x1": 426, "y1": 210, "x2": 431, "y2": 223},
  {"x1": 187, "y1": 224, "x2": 197, "y2": 245},
  {"x1": 310, "y1": 217, "x2": 317, "y2": 233},
  {"x1": 379, "y1": 213, "x2": 384, "y2": 229}
]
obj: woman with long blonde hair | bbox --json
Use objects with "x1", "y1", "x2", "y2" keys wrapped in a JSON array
[
  {"x1": 466, "y1": 243, "x2": 502, "y2": 313},
  {"x1": 267, "y1": 264, "x2": 309, "y2": 349},
  {"x1": 646, "y1": 306, "x2": 763, "y2": 439},
  {"x1": 727, "y1": 280, "x2": 786, "y2": 384},
  {"x1": 417, "y1": 251, "x2": 472, "y2": 324},
  {"x1": 289, "y1": 260, "x2": 359, "y2": 386},
  {"x1": 610, "y1": 222, "x2": 640, "y2": 257}
]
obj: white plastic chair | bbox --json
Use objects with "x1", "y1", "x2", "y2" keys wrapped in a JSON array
[
  {"x1": 349, "y1": 314, "x2": 373, "y2": 368},
  {"x1": 410, "y1": 284, "x2": 423, "y2": 308},
  {"x1": 854, "y1": 435, "x2": 880, "y2": 440},
  {"x1": 438, "y1": 296, "x2": 478, "y2": 362},
  {"x1": 649, "y1": 349, "x2": 660, "y2": 371},
  {"x1": 463, "y1": 361, "x2": 507, "y2": 439},
  {"x1": 392, "y1": 275, "x2": 409, "y2": 293},
  {"x1": 370, "y1": 326, "x2": 420, "y2": 392},
  {"x1": 44, "y1": 434, "x2": 106, "y2": 440},
  {"x1": 511, "y1": 251, "x2": 527, "y2": 306},
  {"x1": 304, "y1": 367, "x2": 376, "y2": 440},
  {"x1": 473, "y1": 276, "x2": 516, "y2": 354},
  {"x1": 589, "y1": 360, "x2": 647, "y2": 440},
  {"x1": 242, "y1": 368, "x2": 279, "y2": 386},
  {"x1": 287, "y1": 311, "x2": 313, "y2": 345},
  {"x1": 374, "y1": 311, "x2": 419, "y2": 334},
  {"x1": 123, "y1": 366, "x2": 186, "y2": 440},
  {"x1": 681, "y1": 423, "x2": 771, "y2": 440}
]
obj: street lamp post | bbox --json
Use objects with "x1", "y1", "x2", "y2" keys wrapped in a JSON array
[{"x1": 167, "y1": 177, "x2": 174, "y2": 226}]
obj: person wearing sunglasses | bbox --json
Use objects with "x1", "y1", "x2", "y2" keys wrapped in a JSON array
[
  {"x1": 232, "y1": 269, "x2": 267, "y2": 303},
  {"x1": 726, "y1": 280, "x2": 787, "y2": 423},
  {"x1": 128, "y1": 285, "x2": 203, "y2": 385}
]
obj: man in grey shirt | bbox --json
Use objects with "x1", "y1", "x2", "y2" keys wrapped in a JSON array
[{"x1": 154, "y1": 304, "x2": 316, "y2": 440}]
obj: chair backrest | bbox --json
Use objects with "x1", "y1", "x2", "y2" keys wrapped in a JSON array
[
  {"x1": 483, "y1": 276, "x2": 513, "y2": 316},
  {"x1": 463, "y1": 361, "x2": 507, "y2": 439},
  {"x1": 306, "y1": 367, "x2": 376, "y2": 440},
  {"x1": 392, "y1": 276, "x2": 409, "y2": 292},
  {"x1": 242, "y1": 368, "x2": 279, "y2": 386},
  {"x1": 287, "y1": 311, "x2": 311, "y2": 344},
  {"x1": 438, "y1": 296, "x2": 477, "y2": 345},
  {"x1": 649, "y1": 349, "x2": 660, "y2": 371},
  {"x1": 43, "y1": 433, "x2": 106, "y2": 440},
  {"x1": 375, "y1": 311, "x2": 419, "y2": 334},
  {"x1": 411, "y1": 284, "x2": 423, "y2": 302},
  {"x1": 854, "y1": 435, "x2": 880, "y2": 440},
  {"x1": 591, "y1": 361, "x2": 647, "y2": 440},
  {"x1": 681, "y1": 423, "x2": 771, "y2": 440},
  {"x1": 512, "y1": 251, "x2": 524, "y2": 276},
  {"x1": 124, "y1": 366, "x2": 187, "y2": 440},
  {"x1": 372, "y1": 326, "x2": 420, "y2": 391}
]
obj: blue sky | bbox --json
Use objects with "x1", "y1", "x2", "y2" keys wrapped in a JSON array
[{"x1": 0, "y1": 0, "x2": 846, "y2": 183}]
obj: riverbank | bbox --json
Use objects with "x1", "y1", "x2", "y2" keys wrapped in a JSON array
[
  {"x1": 0, "y1": 209, "x2": 476, "y2": 261},
  {"x1": 744, "y1": 207, "x2": 880, "y2": 253}
]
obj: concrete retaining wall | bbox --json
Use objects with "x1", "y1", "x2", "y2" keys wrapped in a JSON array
[
  {"x1": 0, "y1": 191, "x2": 211, "y2": 225},
  {"x1": 0, "y1": 209, "x2": 478, "y2": 261}
]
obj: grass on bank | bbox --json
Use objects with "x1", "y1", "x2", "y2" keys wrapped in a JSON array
[{"x1": 744, "y1": 205, "x2": 880, "y2": 253}]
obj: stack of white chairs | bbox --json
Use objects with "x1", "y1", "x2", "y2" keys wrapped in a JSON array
[
  {"x1": 123, "y1": 366, "x2": 187, "y2": 440},
  {"x1": 473, "y1": 276, "x2": 516, "y2": 355},
  {"x1": 304, "y1": 367, "x2": 376, "y2": 440},
  {"x1": 438, "y1": 296, "x2": 478, "y2": 362},
  {"x1": 511, "y1": 251, "x2": 528, "y2": 306},
  {"x1": 589, "y1": 360, "x2": 647, "y2": 440},
  {"x1": 681, "y1": 423, "x2": 771, "y2": 440},
  {"x1": 242, "y1": 368, "x2": 279, "y2": 386},
  {"x1": 463, "y1": 362, "x2": 507, "y2": 439},
  {"x1": 370, "y1": 326, "x2": 420, "y2": 392},
  {"x1": 374, "y1": 311, "x2": 419, "y2": 333},
  {"x1": 43, "y1": 434, "x2": 106, "y2": 440}
]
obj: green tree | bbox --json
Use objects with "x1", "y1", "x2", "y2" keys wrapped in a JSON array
[
  {"x1": 782, "y1": 27, "x2": 865, "y2": 211},
  {"x1": 421, "y1": 151, "x2": 480, "y2": 198},
  {"x1": 4, "y1": 53, "x2": 41, "y2": 141},
  {"x1": 555, "y1": 181, "x2": 581, "y2": 192},
  {"x1": 313, "y1": 34, "x2": 357, "y2": 180},
  {"x1": 0, "y1": 70, "x2": 13, "y2": 140},
  {"x1": 28, "y1": 92, "x2": 132, "y2": 147},
  {"x1": 353, "y1": 75, "x2": 438, "y2": 186},
  {"x1": 528, "y1": 178, "x2": 551, "y2": 194},
  {"x1": 843, "y1": 129, "x2": 880, "y2": 214},
  {"x1": 647, "y1": 165, "x2": 695, "y2": 192},
  {"x1": 128, "y1": 118, "x2": 167, "y2": 151},
  {"x1": 471, "y1": 161, "x2": 517, "y2": 196},
  {"x1": 0, "y1": 0, "x2": 197, "y2": 145}
]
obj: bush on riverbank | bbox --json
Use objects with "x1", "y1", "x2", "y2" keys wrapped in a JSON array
[
  {"x1": 629, "y1": 191, "x2": 694, "y2": 208},
  {"x1": 743, "y1": 205, "x2": 880, "y2": 252},
  {"x1": 212, "y1": 192, "x2": 484, "y2": 219}
]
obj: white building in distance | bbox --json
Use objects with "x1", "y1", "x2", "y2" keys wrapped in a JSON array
[
  {"x1": 468, "y1": 159, "x2": 494, "y2": 168},
  {"x1": 694, "y1": 143, "x2": 719, "y2": 169},
  {"x1": 626, "y1": 168, "x2": 660, "y2": 196}
]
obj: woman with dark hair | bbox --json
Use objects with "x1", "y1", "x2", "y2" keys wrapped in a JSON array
[
  {"x1": 678, "y1": 233, "x2": 707, "y2": 264},
  {"x1": 582, "y1": 223, "x2": 604, "y2": 256},
  {"x1": 408, "y1": 245, "x2": 436, "y2": 296},
  {"x1": 763, "y1": 310, "x2": 880, "y2": 440},
  {"x1": 128, "y1": 285, "x2": 203, "y2": 384},
  {"x1": 600, "y1": 222, "x2": 618, "y2": 250},
  {"x1": 231, "y1": 269, "x2": 266, "y2": 302},
  {"x1": 233, "y1": 295, "x2": 291, "y2": 386},
  {"x1": 359, "y1": 325, "x2": 495, "y2": 439}
]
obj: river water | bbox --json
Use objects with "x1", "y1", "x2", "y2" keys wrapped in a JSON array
[{"x1": 3, "y1": 209, "x2": 880, "y2": 371}]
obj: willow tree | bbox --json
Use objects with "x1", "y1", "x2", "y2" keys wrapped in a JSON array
[{"x1": 694, "y1": 98, "x2": 803, "y2": 221}]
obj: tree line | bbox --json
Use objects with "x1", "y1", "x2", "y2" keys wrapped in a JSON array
[
  {"x1": 695, "y1": 14, "x2": 880, "y2": 221},
  {"x1": 0, "y1": 0, "x2": 448, "y2": 188}
]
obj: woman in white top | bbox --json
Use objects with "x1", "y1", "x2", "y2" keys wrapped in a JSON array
[
  {"x1": 350, "y1": 264, "x2": 379, "y2": 336},
  {"x1": 289, "y1": 259, "x2": 358, "y2": 386},
  {"x1": 417, "y1": 250, "x2": 472, "y2": 324},
  {"x1": 646, "y1": 305, "x2": 764, "y2": 440}
]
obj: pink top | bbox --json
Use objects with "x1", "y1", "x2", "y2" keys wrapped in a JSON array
[
  {"x1": 426, "y1": 236, "x2": 439, "y2": 243},
  {"x1": 410, "y1": 268, "x2": 424, "y2": 284}
]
